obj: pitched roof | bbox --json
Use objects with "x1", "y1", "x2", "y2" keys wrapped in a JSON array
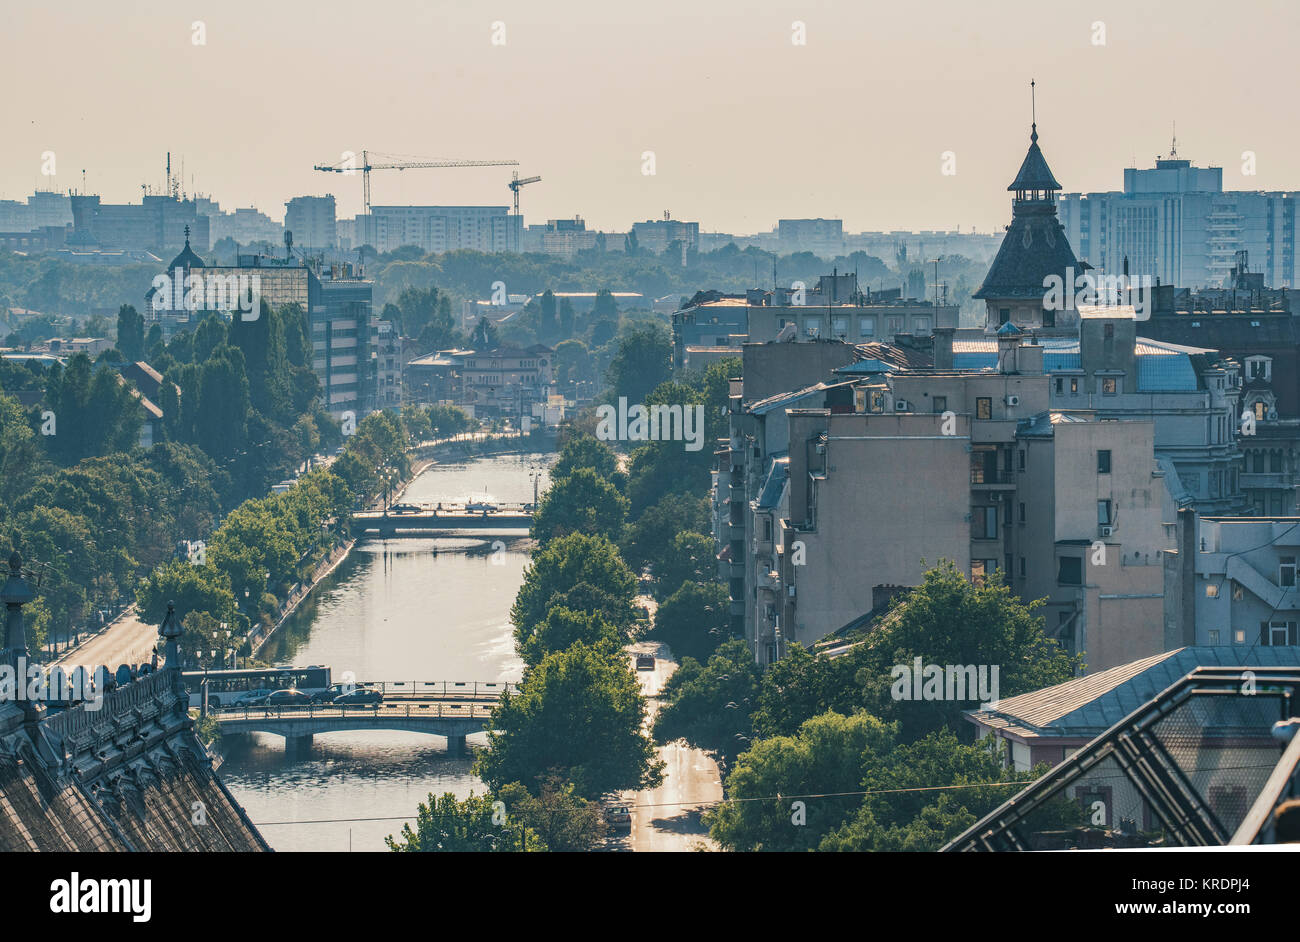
[
  {"x1": 968, "y1": 646, "x2": 1300, "y2": 739},
  {"x1": 1007, "y1": 126, "x2": 1063, "y2": 192}
]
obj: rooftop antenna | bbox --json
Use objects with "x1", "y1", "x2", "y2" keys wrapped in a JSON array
[{"x1": 1170, "y1": 122, "x2": 1178, "y2": 159}]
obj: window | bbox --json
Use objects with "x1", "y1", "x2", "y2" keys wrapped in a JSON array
[
  {"x1": 832, "y1": 316, "x2": 848, "y2": 338},
  {"x1": 1281, "y1": 557, "x2": 1296, "y2": 588},
  {"x1": 1206, "y1": 583, "x2": 1219, "y2": 598},
  {"x1": 1058, "y1": 556, "x2": 1083, "y2": 585},
  {"x1": 858, "y1": 316, "x2": 875, "y2": 337},
  {"x1": 1018, "y1": 449, "x2": 1026, "y2": 471},
  {"x1": 976, "y1": 397, "x2": 992, "y2": 420},
  {"x1": 1018, "y1": 501, "x2": 1026, "y2": 524},
  {"x1": 1097, "y1": 450, "x2": 1111, "y2": 474},
  {"x1": 1255, "y1": 401, "x2": 1267, "y2": 421},
  {"x1": 913, "y1": 316, "x2": 931, "y2": 336},
  {"x1": 932, "y1": 396, "x2": 947, "y2": 414},
  {"x1": 1097, "y1": 499, "x2": 1113, "y2": 526},
  {"x1": 998, "y1": 308, "x2": 1010, "y2": 326},
  {"x1": 1232, "y1": 582, "x2": 1244, "y2": 601},
  {"x1": 1208, "y1": 629, "x2": 1220, "y2": 645},
  {"x1": 804, "y1": 317, "x2": 821, "y2": 338},
  {"x1": 1234, "y1": 629, "x2": 1246, "y2": 643},
  {"x1": 1019, "y1": 556, "x2": 1026, "y2": 577},
  {"x1": 1055, "y1": 377, "x2": 1063, "y2": 394},
  {"x1": 1271, "y1": 450, "x2": 1284, "y2": 473},
  {"x1": 973, "y1": 506, "x2": 999, "y2": 539},
  {"x1": 1102, "y1": 377, "x2": 1117, "y2": 395},
  {"x1": 1070, "y1": 377, "x2": 1079, "y2": 394},
  {"x1": 887, "y1": 316, "x2": 904, "y2": 336},
  {"x1": 971, "y1": 560, "x2": 987, "y2": 585},
  {"x1": 1042, "y1": 306, "x2": 1055, "y2": 328}
]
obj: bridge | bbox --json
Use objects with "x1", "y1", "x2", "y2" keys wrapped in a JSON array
[
  {"x1": 209, "y1": 681, "x2": 516, "y2": 752},
  {"x1": 351, "y1": 502, "x2": 533, "y2": 536}
]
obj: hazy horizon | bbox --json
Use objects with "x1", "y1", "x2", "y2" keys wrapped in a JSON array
[{"x1": 4, "y1": 0, "x2": 1298, "y2": 234}]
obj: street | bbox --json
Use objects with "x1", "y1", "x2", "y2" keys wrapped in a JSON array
[
  {"x1": 51, "y1": 605, "x2": 159, "y2": 673},
  {"x1": 613, "y1": 639, "x2": 723, "y2": 852}
]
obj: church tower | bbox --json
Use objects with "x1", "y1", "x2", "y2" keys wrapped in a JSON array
[{"x1": 974, "y1": 88, "x2": 1086, "y2": 335}]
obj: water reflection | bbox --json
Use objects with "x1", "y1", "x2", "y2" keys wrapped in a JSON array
[{"x1": 219, "y1": 453, "x2": 552, "y2": 852}]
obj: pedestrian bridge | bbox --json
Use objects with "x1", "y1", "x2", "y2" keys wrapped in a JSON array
[{"x1": 210, "y1": 682, "x2": 514, "y2": 752}]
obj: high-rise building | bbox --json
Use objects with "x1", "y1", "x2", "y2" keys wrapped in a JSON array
[
  {"x1": 285, "y1": 195, "x2": 337, "y2": 250},
  {"x1": 362, "y1": 205, "x2": 517, "y2": 254},
  {"x1": 1059, "y1": 149, "x2": 1300, "y2": 290}
]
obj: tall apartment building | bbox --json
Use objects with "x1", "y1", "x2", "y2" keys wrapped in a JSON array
[
  {"x1": 520, "y1": 217, "x2": 600, "y2": 257},
  {"x1": 69, "y1": 193, "x2": 210, "y2": 253},
  {"x1": 1058, "y1": 151, "x2": 1299, "y2": 290},
  {"x1": 630, "y1": 218, "x2": 699, "y2": 254},
  {"x1": 362, "y1": 205, "x2": 518, "y2": 254},
  {"x1": 0, "y1": 190, "x2": 72, "y2": 232},
  {"x1": 144, "y1": 240, "x2": 371, "y2": 417},
  {"x1": 285, "y1": 195, "x2": 337, "y2": 250},
  {"x1": 777, "y1": 218, "x2": 845, "y2": 257}
]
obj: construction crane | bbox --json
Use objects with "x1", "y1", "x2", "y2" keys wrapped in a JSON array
[
  {"x1": 507, "y1": 172, "x2": 541, "y2": 252},
  {"x1": 313, "y1": 150, "x2": 518, "y2": 247}
]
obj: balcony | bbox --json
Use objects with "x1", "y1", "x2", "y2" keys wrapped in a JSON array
[{"x1": 970, "y1": 468, "x2": 1015, "y2": 488}]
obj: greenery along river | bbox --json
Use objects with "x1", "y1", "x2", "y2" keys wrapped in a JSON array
[{"x1": 217, "y1": 452, "x2": 554, "y2": 852}]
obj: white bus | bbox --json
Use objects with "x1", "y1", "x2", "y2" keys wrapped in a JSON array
[{"x1": 180, "y1": 666, "x2": 332, "y2": 709}]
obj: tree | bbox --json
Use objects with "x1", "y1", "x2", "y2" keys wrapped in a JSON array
[
  {"x1": 652, "y1": 580, "x2": 728, "y2": 663},
  {"x1": 551, "y1": 434, "x2": 622, "y2": 488},
  {"x1": 42, "y1": 354, "x2": 142, "y2": 464},
  {"x1": 136, "y1": 560, "x2": 237, "y2": 628},
  {"x1": 476, "y1": 642, "x2": 664, "y2": 798},
  {"x1": 653, "y1": 639, "x2": 761, "y2": 764},
  {"x1": 497, "y1": 777, "x2": 607, "y2": 852},
  {"x1": 470, "y1": 315, "x2": 499, "y2": 349},
  {"x1": 652, "y1": 531, "x2": 715, "y2": 596},
  {"x1": 115, "y1": 304, "x2": 144, "y2": 361},
  {"x1": 620, "y1": 493, "x2": 709, "y2": 574},
  {"x1": 386, "y1": 791, "x2": 537, "y2": 852},
  {"x1": 856, "y1": 561, "x2": 1078, "y2": 741},
  {"x1": 537, "y1": 289, "x2": 557, "y2": 341},
  {"x1": 604, "y1": 323, "x2": 670, "y2": 407},
  {"x1": 516, "y1": 605, "x2": 625, "y2": 667},
  {"x1": 705, "y1": 711, "x2": 896, "y2": 852},
  {"x1": 530, "y1": 467, "x2": 628, "y2": 546},
  {"x1": 511, "y1": 533, "x2": 638, "y2": 634}
]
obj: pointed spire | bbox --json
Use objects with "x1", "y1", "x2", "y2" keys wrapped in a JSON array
[
  {"x1": 159, "y1": 601, "x2": 183, "y2": 670},
  {"x1": 1030, "y1": 79, "x2": 1038, "y2": 143}
]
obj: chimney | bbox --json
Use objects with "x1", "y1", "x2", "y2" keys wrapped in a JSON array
[
  {"x1": 1017, "y1": 341, "x2": 1044, "y2": 375},
  {"x1": 932, "y1": 327, "x2": 954, "y2": 370}
]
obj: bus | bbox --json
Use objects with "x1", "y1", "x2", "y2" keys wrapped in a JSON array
[{"x1": 180, "y1": 666, "x2": 332, "y2": 709}]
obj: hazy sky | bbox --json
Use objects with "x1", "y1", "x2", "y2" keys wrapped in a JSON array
[{"x1": 4, "y1": 0, "x2": 1298, "y2": 234}]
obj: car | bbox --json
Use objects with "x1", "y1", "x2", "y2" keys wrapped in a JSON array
[
  {"x1": 266, "y1": 688, "x2": 312, "y2": 706},
  {"x1": 232, "y1": 689, "x2": 272, "y2": 707},
  {"x1": 635, "y1": 654, "x2": 655, "y2": 671},
  {"x1": 603, "y1": 803, "x2": 632, "y2": 830},
  {"x1": 333, "y1": 686, "x2": 383, "y2": 706},
  {"x1": 466, "y1": 501, "x2": 498, "y2": 514},
  {"x1": 388, "y1": 503, "x2": 421, "y2": 514}
]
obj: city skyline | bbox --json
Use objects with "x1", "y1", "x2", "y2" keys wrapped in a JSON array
[{"x1": 5, "y1": 0, "x2": 1299, "y2": 234}]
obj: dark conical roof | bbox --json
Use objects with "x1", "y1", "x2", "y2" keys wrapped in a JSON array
[
  {"x1": 1007, "y1": 125, "x2": 1062, "y2": 192},
  {"x1": 168, "y1": 238, "x2": 205, "y2": 271}
]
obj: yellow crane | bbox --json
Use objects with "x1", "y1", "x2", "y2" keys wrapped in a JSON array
[{"x1": 314, "y1": 150, "x2": 518, "y2": 247}]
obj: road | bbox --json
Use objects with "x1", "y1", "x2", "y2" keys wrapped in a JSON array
[
  {"x1": 613, "y1": 640, "x2": 723, "y2": 852},
  {"x1": 51, "y1": 605, "x2": 159, "y2": 672}
]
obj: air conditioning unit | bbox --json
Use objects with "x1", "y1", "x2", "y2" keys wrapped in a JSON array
[
  {"x1": 1099, "y1": 525, "x2": 1114, "y2": 538},
  {"x1": 895, "y1": 399, "x2": 909, "y2": 412},
  {"x1": 1006, "y1": 395, "x2": 1021, "y2": 406},
  {"x1": 990, "y1": 492, "x2": 1003, "y2": 502}
]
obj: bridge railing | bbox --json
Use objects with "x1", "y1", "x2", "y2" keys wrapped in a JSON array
[
  {"x1": 210, "y1": 701, "x2": 498, "y2": 720},
  {"x1": 368, "y1": 680, "x2": 518, "y2": 699}
]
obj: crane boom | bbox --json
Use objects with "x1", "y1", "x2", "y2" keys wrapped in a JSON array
[{"x1": 312, "y1": 150, "x2": 520, "y2": 247}]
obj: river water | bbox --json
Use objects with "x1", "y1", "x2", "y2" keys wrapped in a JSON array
[{"x1": 219, "y1": 452, "x2": 554, "y2": 852}]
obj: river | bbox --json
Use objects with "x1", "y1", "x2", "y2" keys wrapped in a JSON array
[{"x1": 218, "y1": 451, "x2": 554, "y2": 852}]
